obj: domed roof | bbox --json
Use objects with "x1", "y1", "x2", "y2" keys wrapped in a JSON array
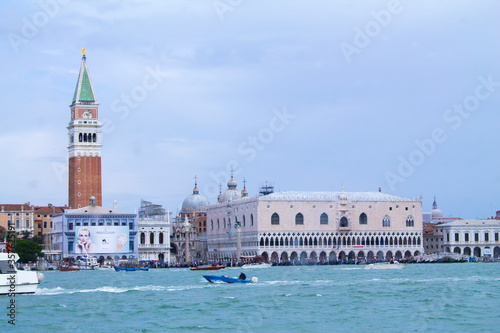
[
  {"x1": 219, "y1": 174, "x2": 241, "y2": 202},
  {"x1": 431, "y1": 198, "x2": 443, "y2": 220},
  {"x1": 181, "y1": 181, "x2": 209, "y2": 214}
]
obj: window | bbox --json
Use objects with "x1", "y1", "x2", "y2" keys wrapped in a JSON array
[
  {"x1": 68, "y1": 241, "x2": 74, "y2": 253},
  {"x1": 129, "y1": 240, "x2": 134, "y2": 252},
  {"x1": 406, "y1": 216, "x2": 414, "y2": 227},
  {"x1": 44, "y1": 221, "x2": 47, "y2": 228},
  {"x1": 359, "y1": 213, "x2": 367, "y2": 225},
  {"x1": 25, "y1": 219, "x2": 30, "y2": 227},
  {"x1": 340, "y1": 217, "x2": 348, "y2": 227},
  {"x1": 223, "y1": 218, "x2": 226, "y2": 229},
  {"x1": 475, "y1": 233, "x2": 479, "y2": 242},
  {"x1": 251, "y1": 214, "x2": 254, "y2": 226},
  {"x1": 382, "y1": 216, "x2": 390, "y2": 227},
  {"x1": 455, "y1": 233, "x2": 459, "y2": 242},
  {"x1": 69, "y1": 222, "x2": 73, "y2": 230},
  {"x1": 217, "y1": 219, "x2": 220, "y2": 229},
  {"x1": 243, "y1": 215, "x2": 246, "y2": 227},
  {"x1": 140, "y1": 233, "x2": 145, "y2": 244},
  {"x1": 295, "y1": 213, "x2": 304, "y2": 225},
  {"x1": 465, "y1": 233, "x2": 469, "y2": 242},
  {"x1": 129, "y1": 222, "x2": 133, "y2": 230},
  {"x1": 495, "y1": 233, "x2": 499, "y2": 242},
  {"x1": 16, "y1": 219, "x2": 20, "y2": 228},
  {"x1": 150, "y1": 233, "x2": 154, "y2": 244},
  {"x1": 271, "y1": 213, "x2": 280, "y2": 225},
  {"x1": 159, "y1": 233, "x2": 164, "y2": 244},
  {"x1": 447, "y1": 233, "x2": 450, "y2": 242},
  {"x1": 320, "y1": 213, "x2": 328, "y2": 225},
  {"x1": 485, "y1": 233, "x2": 489, "y2": 242},
  {"x1": 211, "y1": 220, "x2": 214, "y2": 230}
]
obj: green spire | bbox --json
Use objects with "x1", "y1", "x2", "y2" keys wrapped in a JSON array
[{"x1": 72, "y1": 54, "x2": 97, "y2": 104}]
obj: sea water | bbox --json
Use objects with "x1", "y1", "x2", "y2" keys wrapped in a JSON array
[{"x1": 2, "y1": 263, "x2": 499, "y2": 332}]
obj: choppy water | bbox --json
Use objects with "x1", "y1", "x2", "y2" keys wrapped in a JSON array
[{"x1": 2, "y1": 263, "x2": 499, "y2": 332}]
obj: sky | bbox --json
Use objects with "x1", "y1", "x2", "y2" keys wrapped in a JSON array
[{"x1": 1, "y1": 0, "x2": 499, "y2": 219}]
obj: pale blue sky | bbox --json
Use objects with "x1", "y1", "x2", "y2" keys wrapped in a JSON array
[{"x1": 1, "y1": 0, "x2": 499, "y2": 218}]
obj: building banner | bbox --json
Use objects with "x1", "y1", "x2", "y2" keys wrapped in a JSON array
[{"x1": 75, "y1": 226, "x2": 129, "y2": 254}]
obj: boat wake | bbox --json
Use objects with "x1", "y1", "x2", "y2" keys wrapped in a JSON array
[{"x1": 35, "y1": 284, "x2": 207, "y2": 295}]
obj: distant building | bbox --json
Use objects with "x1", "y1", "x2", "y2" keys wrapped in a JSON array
[
  {"x1": 138, "y1": 200, "x2": 171, "y2": 264},
  {"x1": 206, "y1": 181, "x2": 424, "y2": 263},
  {"x1": 34, "y1": 204, "x2": 68, "y2": 238},
  {"x1": 171, "y1": 178, "x2": 209, "y2": 262},
  {"x1": 422, "y1": 222, "x2": 445, "y2": 253},
  {"x1": 0, "y1": 203, "x2": 34, "y2": 237},
  {"x1": 47, "y1": 197, "x2": 138, "y2": 262},
  {"x1": 437, "y1": 219, "x2": 500, "y2": 258},
  {"x1": 68, "y1": 51, "x2": 103, "y2": 209}
]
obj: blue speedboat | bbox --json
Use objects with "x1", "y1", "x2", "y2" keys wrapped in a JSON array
[{"x1": 203, "y1": 275, "x2": 257, "y2": 284}]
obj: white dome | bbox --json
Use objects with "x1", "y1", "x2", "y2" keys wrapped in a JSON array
[{"x1": 181, "y1": 184, "x2": 209, "y2": 214}]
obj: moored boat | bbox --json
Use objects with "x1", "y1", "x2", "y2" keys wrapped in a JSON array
[
  {"x1": 190, "y1": 264, "x2": 226, "y2": 271},
  {"x1": 77, "y1": 255, "x2": 99, "y2": 270},
  {"x1": 59, "y1": 265, "x2": 80, "y2": 271},
  {"x1": 0, "y1": 252, "x2": 44, "y2": 295},
  {"x1": 203, "y1": 275, "x2": 258, "y2": 284}
]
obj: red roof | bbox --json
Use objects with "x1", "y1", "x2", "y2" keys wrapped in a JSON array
[
  {"x1": 0, "y1": 203, "x2": 33, "y2": 211},
  {"x1": 34, "y1": 205, "x2": 68, "y2": 214}
]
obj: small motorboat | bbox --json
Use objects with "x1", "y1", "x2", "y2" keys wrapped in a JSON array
[
  {"x1": 190, "y1": 264, "x2": 226, "y2": 271},
  {"x1": 365, "y1": 262, "x2": 406, "y2": 270},
  {"x1": 203, "y1": 275, "x2": 258, "y2": 284},
  {"x1": 0, "y1": 252, "x2": 44, "y2": 295}
]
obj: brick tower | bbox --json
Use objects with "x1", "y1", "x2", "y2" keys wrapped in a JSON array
[{"x1": 68, "y1": 49, "x2": 102, "y2": 209}]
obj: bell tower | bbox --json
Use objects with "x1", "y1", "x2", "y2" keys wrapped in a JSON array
[{"x1": 67, "y1": 49, "x2": 102, "y2": 208}]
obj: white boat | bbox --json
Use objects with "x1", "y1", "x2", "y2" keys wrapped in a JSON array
[
  {"x1": 0, "y1": 252, "x2": 44, "y2": 295},
  {"x1": 242, "y1": 262, "x2": 272, "y2": 269},
  {"x1": 95, "y1": 264, "x2": 114, "y2": 270},
  {"x1": 365, "y1": 262, "x2": 406, "y2": 270},
  {"x1": 77, "y1": 255, "x2": 99, "y2": 270}
]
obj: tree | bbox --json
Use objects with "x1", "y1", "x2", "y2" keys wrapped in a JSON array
[
  {"x1": 13, "y1": 239, "x2": 44, "y2": 263},
  {"x1": 31, "y1": 235, "x2": 44, "y2": 245},
  {"x1": 21, "y1": 230, "x2": 31, "y2": 239},
  {"x1": 0, "y1": 226, "x2": 6, "y2": 241}
]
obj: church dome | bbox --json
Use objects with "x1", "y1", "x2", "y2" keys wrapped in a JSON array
[
  {"x1": 219, "y1": 174, "x2": 241, "y2": 202},
  {"x1": 430, "y1": 197, "x2": 443, "y2": 220},
  {"x1": 181, "y1": 181, "x2": 209, "y2": 214}
]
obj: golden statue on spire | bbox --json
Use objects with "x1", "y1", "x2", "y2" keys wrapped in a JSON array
[{"x1": 82, "y1": 48, "x2": 85, "y2": 55}]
